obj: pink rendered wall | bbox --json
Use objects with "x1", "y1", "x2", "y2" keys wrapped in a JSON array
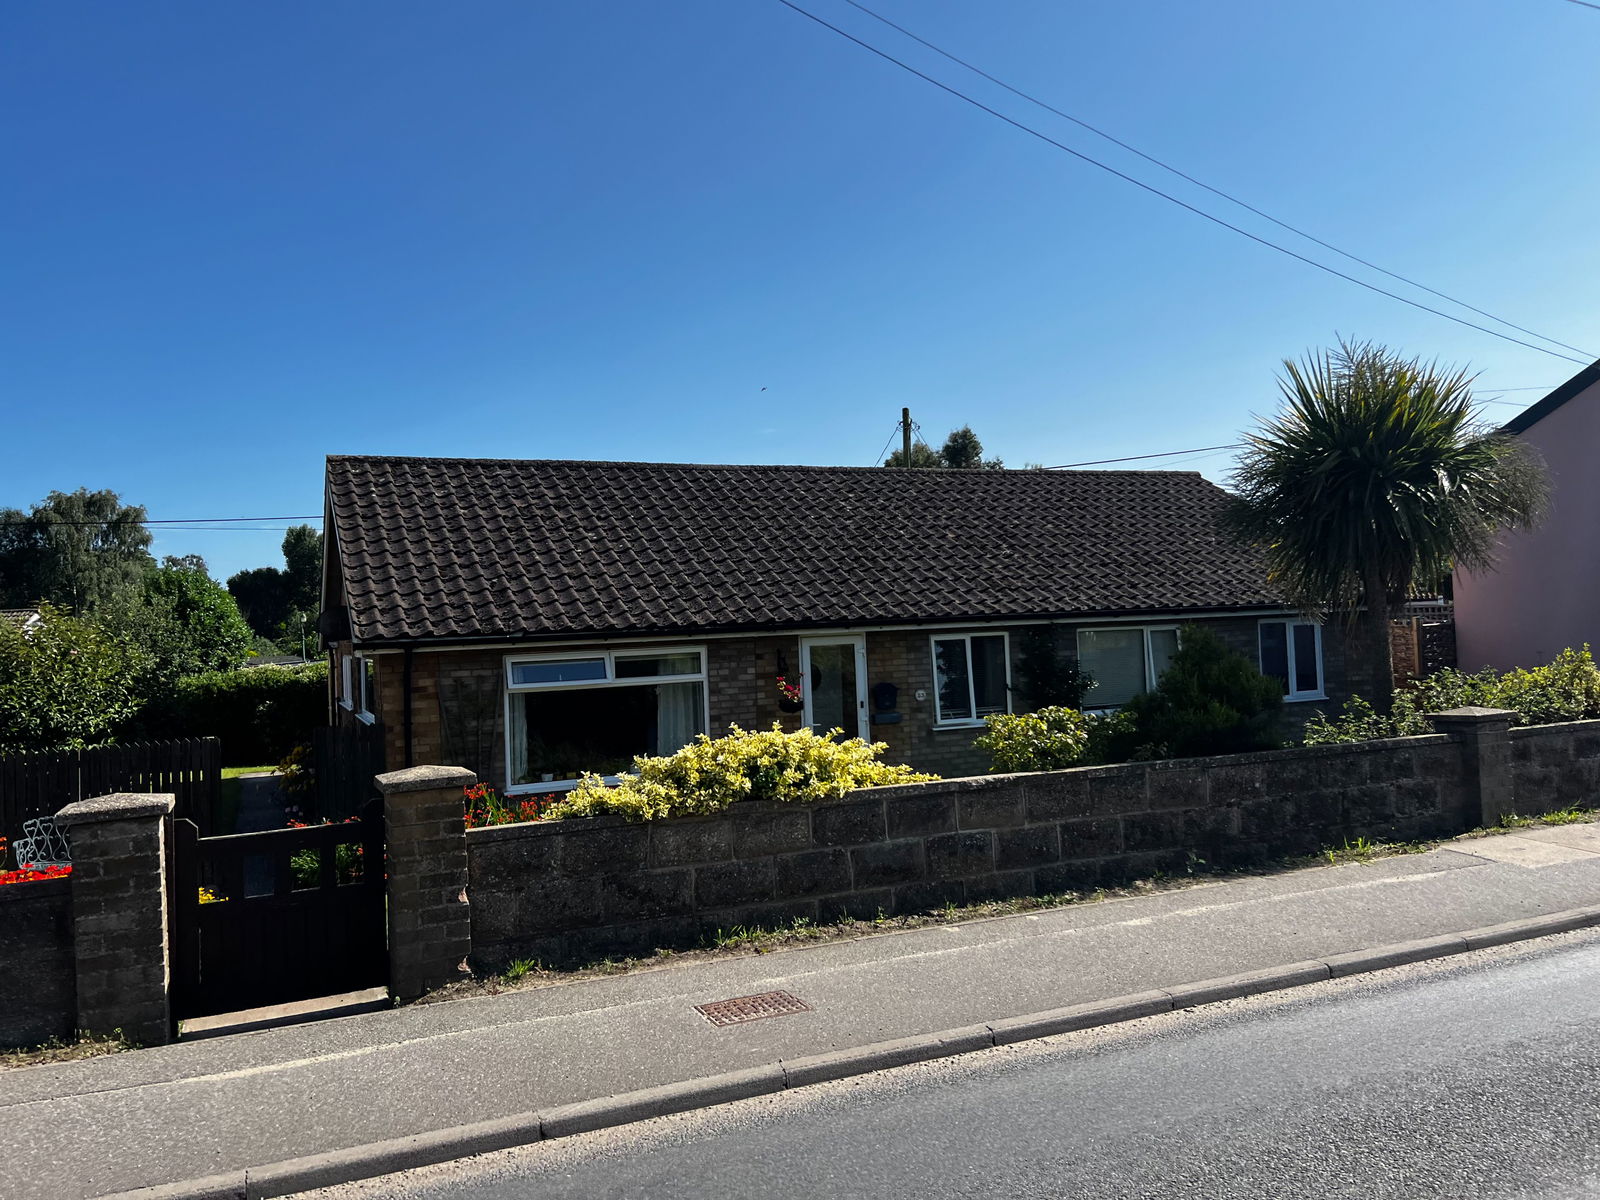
[{"x1": 1455, "y1": 379, "x2": 1600, "y2": 671}]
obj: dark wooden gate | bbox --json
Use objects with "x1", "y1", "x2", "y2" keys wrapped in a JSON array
[{"x1": 170, "y1": 798, "x2": 387, "y2": 1020}]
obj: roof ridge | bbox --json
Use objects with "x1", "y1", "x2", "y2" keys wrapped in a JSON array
[{"x1": 325, "y1": 454, "x2": 1205, "y2": 478}]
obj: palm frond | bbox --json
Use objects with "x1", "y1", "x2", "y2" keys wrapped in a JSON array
[{"x1": 1227, "y1": 339, "x2": 1550, "y2": 618}]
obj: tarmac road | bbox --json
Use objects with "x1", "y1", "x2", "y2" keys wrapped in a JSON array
[{"x1": 306, "y1": 927, "x2": 1600, "y2": 1200}]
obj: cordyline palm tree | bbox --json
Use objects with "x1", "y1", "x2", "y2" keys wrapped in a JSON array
[{"x1": 1228, "y1": 340, "x2": 1549, "y2": 713}]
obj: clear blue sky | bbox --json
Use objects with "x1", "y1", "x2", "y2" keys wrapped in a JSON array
[{"x1": 3, "y1": 0, "x2": 1597, "y2": 582}]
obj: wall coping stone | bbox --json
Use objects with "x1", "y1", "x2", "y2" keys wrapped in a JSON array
[
  {"x1": 1430, "y1": 706, "x2": 1517, "y2": 723},
  {"x1": 465, "y1": 798, "x2": 828, "y2": 845},
  {"x1": 1507, "y1": 721, "x2": 1593, "y2": 739},
  {"x1": 0, "y1": 876, "x2": 71, "y2": 904},
  {"x1": 376, "y1": 765, "x2": 477, "y2": 795},
  {"x1": 55, "y1": 793, "x2": 174, "y2": 828}
]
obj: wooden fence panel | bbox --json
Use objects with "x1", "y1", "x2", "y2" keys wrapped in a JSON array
[
  {"x1": 0, "y1": 738, "x2": 223, "y2": 861},
  {"x1": 312, "y1": 724, "x2": 386, "y2": 822}
]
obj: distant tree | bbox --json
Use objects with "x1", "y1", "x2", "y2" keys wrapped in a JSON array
[
  {"x1": 227, "y1": 524, "x2": 323, "y2": 649},
  {"x1": 99, "y1": 556, "x2": 253, "y2": 687},
  {"x1": 0, "y1": 605, "x2": 149, "y2": 755},
  {"x1": 939, "y1": 425, "x2": 1004, "y2": 470},
  {"x1": 1228, "y1": 341, "x2": 1549, "y2": 711},
  {"x1": 881, "y1": 425, "x2": 1004, "y2": 469},
  {"x1": 280, "y1": 525, "x2": 322, "y2": 614},
  {"x1": 0, "y1": 488, "x2": 153, "y2": 612},
  {"x1": 227, "y1": 566, "x2": 291, "y2": 639},
  {"x1": 882, "y1": 440, "x2": 944, "y2": 469}
]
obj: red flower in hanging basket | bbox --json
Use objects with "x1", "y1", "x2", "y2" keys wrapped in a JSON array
[{"x1": 776, "y1": 675, "x2": 803, "y2": 704}]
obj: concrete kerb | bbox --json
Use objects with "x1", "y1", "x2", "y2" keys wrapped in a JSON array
[{"x1": 102, "y1": 903, "x2": 1600, "y2": 1200}]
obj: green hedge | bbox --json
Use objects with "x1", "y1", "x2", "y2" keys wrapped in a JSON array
[
  {"x1": 134, "y1": 662, "x2": 327, "y2": 766},
  {"x1": 1305, "y1": 646, "x2": 1600, "y2": 744}
]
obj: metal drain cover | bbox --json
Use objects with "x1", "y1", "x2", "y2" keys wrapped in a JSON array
[{"x1": 695, "y1": 990, "x2": 812, "y2": 1027}]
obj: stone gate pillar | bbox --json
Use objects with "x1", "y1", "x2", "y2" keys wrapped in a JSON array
[
  {"x1": 55, "y1": 793, "x2": 174, "y2": 1046},
  {"x1": 375, "y1": 765, "x2": 475, "y2": 1000}
]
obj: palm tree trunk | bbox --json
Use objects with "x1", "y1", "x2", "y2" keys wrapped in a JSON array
[{"x1": 1362, "y1": 560, "x2": 1396, "y2": 714}]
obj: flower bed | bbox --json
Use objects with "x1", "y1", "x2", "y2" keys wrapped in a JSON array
[
  {"x1": 0, "y1": 864, "x2": 71, "y2": 886},
  {"x1": 465, "y1": 783, "x2": 560, "y2": 829}
]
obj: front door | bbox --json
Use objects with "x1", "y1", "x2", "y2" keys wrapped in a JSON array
[{"x1": 801, "y1": 636, "x2": 868, "y2": 739}]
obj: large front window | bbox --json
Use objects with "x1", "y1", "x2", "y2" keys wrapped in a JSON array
[
  {"x1": 931, "y1": 633, "x2": 1010, "y2": 724},
  {"x1": 1076, "y1": 626, "x2": 1179, "y2": 708},
  {"x1": 504, "y1": 648, "x2": 707, "y2": 789}
]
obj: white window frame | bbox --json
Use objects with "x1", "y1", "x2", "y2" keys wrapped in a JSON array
[
  {"x1": 1076, "y1": 625, "x2": 1180, "y2": 711},
  {"x1": 502, "y1": 645, "x2": 710, "y2": 793},
  {"x1": 929, "y1": 632, "x2": 1012, "y2": 728},
  {"x1": 1258, "y1": 619, "x2": 1326, "y2": 702},
  {"x1": 354, "y1": 654, "x2": 377, "y2": 724},
  {"x1": 339, "y1": 653, "x2": 354, "y2": 711}
]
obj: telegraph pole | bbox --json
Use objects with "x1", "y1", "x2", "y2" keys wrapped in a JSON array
[{"x1": 901, "y1": 407, "x2": 912, "y2": 467}]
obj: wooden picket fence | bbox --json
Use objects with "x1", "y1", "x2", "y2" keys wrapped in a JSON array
[{"x1": 0, "y1": 738, "x2": 223, "y2": 853}]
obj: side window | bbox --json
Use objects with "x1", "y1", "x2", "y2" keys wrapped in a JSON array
[
  {"x1": 359, "y1": 656, "x2": 377, "y2": 719},
  {"x1": 1260, "y1": 621, "x2": 1323, "y2": 700}
]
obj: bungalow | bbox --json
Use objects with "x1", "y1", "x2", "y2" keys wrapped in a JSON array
[
  {"x1": 320, "y1": 455, "x2": 1356, "y2": 792},
  {"x1": 1455, "y1": 357, "x2": 1600, "y2": 671}
]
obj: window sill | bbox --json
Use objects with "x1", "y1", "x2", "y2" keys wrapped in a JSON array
[
  {"x1": 931, "y1": 719, "x2": 990, "y2": 731},
  {"x1": 1284, "y1": 693, "x2": 1328, "y2": 704},
  {"x1": 354, "y1": 710, "x2": 376, "y2": 725},
  {"x1": 508, "y1": 777, "x2": 600, "y2": 795},
  {"x1": 338, "y1": 699, "x2": 353, "y2": 712}
]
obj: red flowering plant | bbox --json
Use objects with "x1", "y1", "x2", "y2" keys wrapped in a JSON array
[
  {"x1": 0, "y1": 837, "x2": 71, "y2": 885},
  {"x1": 0, "y1": 864, "x2": 71, "y2": 886},
  {"x1": 776, "y1": 676, "x2": 803, "y2": 704},
  {"x1": 464, "y1": 783, "x2": 560, "y2": 828}
]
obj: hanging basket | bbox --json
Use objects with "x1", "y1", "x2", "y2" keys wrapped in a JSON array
[{"x1": 777, "y1": 697, "x2": 805, "y2": 714}]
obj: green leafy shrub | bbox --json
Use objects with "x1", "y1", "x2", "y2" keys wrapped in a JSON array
[
  {"x1": 1084, "y1": 708, "x2": 1141, "y2": 765},
  {"x1": 1103, "y1": 626, "x2": 1283, "y2": 761},
  {"x1": 1494, "y1": 647, "x2": 1600, "y2": 725},
  {"x1": 544, "y1": 723, "x2": 935, "y2": 823},
  {"x1": 134, "y1": 662, "x2": 327, "y2": 765},
  {"x1": 0, "y1": 605, "x2": 150, "y2": 756},
  {"x1": 977, "y1": 707, "x2": 1091, "y2": 772},
  {"x1": 1306, "y1": 646, "x2": 1600, "y2": 745}
]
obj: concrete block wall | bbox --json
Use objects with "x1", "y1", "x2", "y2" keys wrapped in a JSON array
[
  {"x1": 464, "y1": 730, "x2": 1470, "y2": 968},
  {"x1": 1510, "y1": 722, "x2": 1600, "y2": 812},
  {"x1": 0, "y1": 878, "x2": 75, "y2": 1048}
]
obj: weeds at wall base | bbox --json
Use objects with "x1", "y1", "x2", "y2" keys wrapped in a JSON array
[{"x1": 0, "y1": 1031, "x2": 131, "y2": 1071}]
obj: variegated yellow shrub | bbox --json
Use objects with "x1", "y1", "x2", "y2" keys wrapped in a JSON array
[{"x1": 543, "y1": 723, "x2": 935, "y2": 822}]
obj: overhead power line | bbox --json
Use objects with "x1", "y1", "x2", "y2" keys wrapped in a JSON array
[
  {"x1": 1044, "y1": 443, "x2": 1243, "y2": 469},
  {"x1": 0, "y1": 514, "x2": 322, "y2": 526},
  {"x1": 773, "y1": 0, "x2": 1596, "y2": 367},
  {"x1": 842, "y1": 0, "x2": 1595, "y2": 361},
  {"x1": 1562, "y1": 0, "x2": 1600, "y2": 11}
]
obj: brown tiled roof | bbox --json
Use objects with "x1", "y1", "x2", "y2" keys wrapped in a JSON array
[
  {"x1": 326, "y1": 456, "x2": 1282, "y2": 645},
  {"x1": 0, "y1": 609, "x2": 40, "y2": 630}
]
